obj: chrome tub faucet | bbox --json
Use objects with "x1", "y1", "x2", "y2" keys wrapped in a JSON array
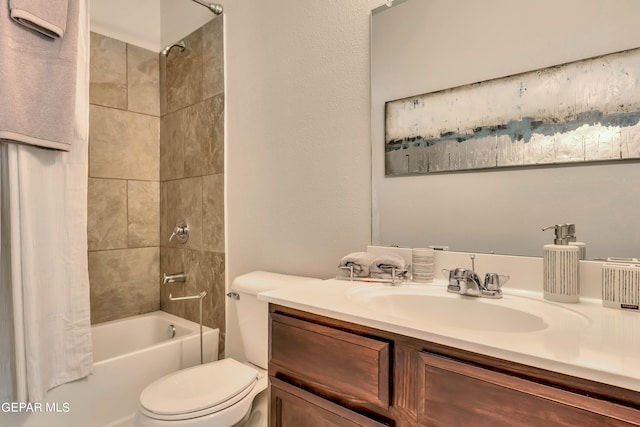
[{"x1": 162, "y1": 272, "x2": 187, "y2": 285}]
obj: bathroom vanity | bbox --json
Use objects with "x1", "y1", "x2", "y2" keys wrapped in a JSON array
[{"x1": 262, "y1": 278, "x2": 640, "y2": 426}]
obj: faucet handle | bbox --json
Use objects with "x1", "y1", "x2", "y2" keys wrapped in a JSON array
[
  {"x1": 168, "y1": 219, "x2": 189, "y2": 244},
  {"x1": 453, "y1": 268, "x2": 469, "y2": 278},
  {"x1": 484, "y1": 273, "x2": 509, "y2": 291}
]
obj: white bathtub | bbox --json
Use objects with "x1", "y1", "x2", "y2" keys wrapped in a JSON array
[{"x1": 1, "y1": 311, "x2": 219, "y2": 427}]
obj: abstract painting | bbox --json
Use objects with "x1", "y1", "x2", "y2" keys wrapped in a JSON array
[{"x1": 385, "y1": 47, "x2": 640, "y2": 176}]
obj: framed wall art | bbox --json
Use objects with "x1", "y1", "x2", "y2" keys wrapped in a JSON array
[{"x1": 385, "y1": 47, "x2": 640, "y2": 176}]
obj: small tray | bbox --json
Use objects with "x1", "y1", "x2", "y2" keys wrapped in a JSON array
[{"x1": 336, "y1": 265, "x2": 409, "y2": 285}]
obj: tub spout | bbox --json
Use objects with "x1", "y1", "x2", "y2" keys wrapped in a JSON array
[{"x1": 162, "y1": 272, "x2": 186, "y2": 285}]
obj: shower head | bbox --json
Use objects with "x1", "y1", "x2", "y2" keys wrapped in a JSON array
[
  {"x1": 191, "y1": 0, "x2": 223, "y2": 15},
  {"x1": 161, "y1": 41, "x2": 186, "y2": 57}
]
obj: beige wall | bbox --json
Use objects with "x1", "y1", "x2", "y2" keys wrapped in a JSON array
[{"x1": 88, "y1": 16, "x2": 226, "y2": 357}]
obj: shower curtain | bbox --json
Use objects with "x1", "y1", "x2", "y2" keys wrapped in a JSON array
[{"x1": 0, "y1": 0, "x2": 92, "y2": 403}]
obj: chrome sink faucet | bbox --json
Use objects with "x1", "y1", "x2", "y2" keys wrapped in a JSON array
[
  {"x1": 446, "y1": 255, "x2": 506, "y2": 299},
  {"x1": 450, "y1": 267, "x2": 483, "y2": 296}
]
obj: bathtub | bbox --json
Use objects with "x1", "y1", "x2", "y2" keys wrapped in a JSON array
[{"x1": 1, "y1": 311, "x2": 218, "y2": 427}]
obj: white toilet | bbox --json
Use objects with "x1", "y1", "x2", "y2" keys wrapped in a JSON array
[{"x1": 135, "y1": 271, "x2": 320, "y2": 427}]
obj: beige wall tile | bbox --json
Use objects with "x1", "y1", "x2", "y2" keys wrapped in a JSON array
[
  {"x1": 89, "y1": 247, "x2": 160, "y2": 324},
  {"x1": 208, "y1": 94, "x2": 224, "y2": 175},
  {"x1": 182, "y1": 100, "x2": 208, "y2": 177},
  {"x1": 183, "y1": 94, "x2": 224, "y2": 177},
  {"x1": 202, "y1": 16, "x2": 224, "y2": 99},
  {"x1": 160, "y1": 109, "x2": 184, "y2": 181},
  {"x1": 88, "y1": 19, "x2": 225, "y2": 329},
  {"x1": 128, "y1": 45, "x2": 160, "y2": 116},
  {"x1": 90, "y1": 32, "x2": 127, "y2": 109},
  {"x1": 161, "y1": 177, "x2": 203, "y2": 251},
  {"x1": 183, "y1": 249, "x2": 225, "y2": 330},
  {"x1": 202, "y1": 174, "x2": 224, "y2": 253},
  {"x1": 128, "y1": 180, "x2": 160, "y2": 248},
  {"x1": 218, "y1": 332, "x2": 225, "y2": 360},
  {"x1": 166, "y1": 28, "x2": 203, "y2": 113},
  {"x1": 160, "y1": 55, "x2": 168, "y2": 116},
  {"x1": 90, "y1": 105, "x2": 160, "y2": 180},
  {"x1": 87, "y1": 178, "x2": 127, "y2": 251},
  {"x1": 160, "y1": 247, "x2": 185, "y2": 318},
  {"x1": 159, "y1": 248, "x2": 224, "y2": 331}
]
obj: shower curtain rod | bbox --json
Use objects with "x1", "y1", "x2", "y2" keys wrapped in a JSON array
[{"x1": 191, "y1": 0, "x2": 223, "y2": 15}]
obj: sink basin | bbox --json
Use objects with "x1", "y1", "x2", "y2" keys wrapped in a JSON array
[{"x1": 345, "y1": 284, "x2": 589, "y2": 333}]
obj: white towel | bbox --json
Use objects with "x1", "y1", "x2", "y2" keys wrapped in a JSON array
[
  {"x1": 9, "y1": 0, "x2": 69, "y2": 39},
  {"x1": 0, "y1": 0, "x2": 78, "y2": 151},
  {"x1": 339, "y1": 252, "x2": 377, "y2": 277},
  {"x1": 370, "y1": 253, "x2": 408, "y2": 279}
]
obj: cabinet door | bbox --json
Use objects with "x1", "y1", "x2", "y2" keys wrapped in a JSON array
[
  {"x1": 416, "y1": 351, "x2": 640, "y2": 427},
  {"x1": 270, "y1": 378, "x2": 388, "y2": 427},
  {"x1": 270, "y1": 312, "x2": 390, "y2": 409}
]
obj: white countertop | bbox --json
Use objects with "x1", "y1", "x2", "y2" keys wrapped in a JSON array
[{"x1": 259, "y1": 278, "x2": 640, "y2": 393}]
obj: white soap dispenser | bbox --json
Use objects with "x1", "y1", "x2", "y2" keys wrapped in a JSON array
[{"x1": 542, "y1": 224, "x2": 580, "y2": 303}]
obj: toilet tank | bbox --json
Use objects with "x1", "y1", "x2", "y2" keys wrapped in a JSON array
[{"x1": 231, "y1": 271, "x2": 321, "y2": 369}]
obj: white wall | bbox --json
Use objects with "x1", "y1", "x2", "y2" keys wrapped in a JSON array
[
  {"x1": 225, "y1": 0, "x2": 378, "y2": 281},
  {"x1": 372, "y1": 0, "x2": 640, "y2": 259},
  {"x1": 224, "y1": 0, "x2": 382, "y2": 359},
  {"x1": 90, "y1": 0, "x2": 161, "y2": 50},
  {"x1": 160, "y1": 0, "x2": 214, "y2": 48},
  {"x1": 90, "y1": 0, "x2": 213, "y2": 51}
]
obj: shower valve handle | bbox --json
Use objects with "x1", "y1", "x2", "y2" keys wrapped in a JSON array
[{"x1": 169, "y1": 219, "x2": 189, "y2": 244}]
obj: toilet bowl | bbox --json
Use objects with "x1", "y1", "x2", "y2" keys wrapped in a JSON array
[
  {"x1": 135, "y1": 271, "x2": 321, "y2": 427},
  {"x1": 135, "y1": 359, "x2": 267, "y2": 427}
]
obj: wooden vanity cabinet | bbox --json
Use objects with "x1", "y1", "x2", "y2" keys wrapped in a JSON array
[
  {"x1": 270, "y1": 378, "x2": 388, "y2": 427},
  {"x1": 269, "y1": 309, "x2": 392, "y2": 426},
  {"x1": 417, "y1": 351, "x2": 640, "y2": 426},
  {"x1": 268, "y1": 304, "x2": 640, "y2": 427}
]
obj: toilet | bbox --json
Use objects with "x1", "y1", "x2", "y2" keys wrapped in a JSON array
[{"x1": 135, "y1": 271, "x2": 321, "y2": 427}]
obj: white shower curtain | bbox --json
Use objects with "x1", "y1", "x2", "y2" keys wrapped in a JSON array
[{"x1": 0, "y1": 0, "x2": 92, "y2": 403}]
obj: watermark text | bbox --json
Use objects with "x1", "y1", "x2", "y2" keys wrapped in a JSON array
[{"x1": 1, "y1": 402, "x2": 70, "y2": 413}]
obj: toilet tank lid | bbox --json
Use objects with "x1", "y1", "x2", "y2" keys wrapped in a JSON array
[{"x1": 231, "y1": 271, "x2": 322, "y2": 295}]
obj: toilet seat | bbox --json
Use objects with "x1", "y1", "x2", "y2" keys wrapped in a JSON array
[{"x1": 139, "y1": 358, "x2": 258, "y2": 421}]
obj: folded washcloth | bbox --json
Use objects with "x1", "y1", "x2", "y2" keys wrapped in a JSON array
[
  {"x1": 370, "y1": 253, "x2": 408, "y2": 279},
  {"x1": 0, "y1": 0, "x2": 79, "y2": 151},
  {"x1": 9, "y1": 0, "x2": 69, "y2": 39},
  {"x1": 339, "y1": 252, "x2": 377, "y2": 277}
]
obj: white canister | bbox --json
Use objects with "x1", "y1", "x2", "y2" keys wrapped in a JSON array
[
  {"x1": 412, "y1": 248, "x2": 435, "y2": 283},
  {"x1": 543, "y1": 244, "x2": 580, "y2": 303}
]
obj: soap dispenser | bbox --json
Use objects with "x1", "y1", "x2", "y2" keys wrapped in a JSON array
[
  {"x1": 565, "y1": 223, "x2": 587, "y2": 260},
  {"x1": 542, "y1": 224, "x2": 580, "y2": 303}
]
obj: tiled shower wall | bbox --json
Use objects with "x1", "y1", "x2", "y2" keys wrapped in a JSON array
[
  {"x1": 88, "y1": 32, "x2": 161, "y2": 324},
  {"x1": 159, "y1": 18, "x2": 226, "y2": 354},
  {"x1": 88, "y1": 17, "x2": 225, "y2": 354}
]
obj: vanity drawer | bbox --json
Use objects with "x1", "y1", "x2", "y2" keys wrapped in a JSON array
[
  {"x1": 270, "y1": 377, "x2": 388, "y2": 427},
  {"x1": 417, "y1": 351, "x2": 640, "y2": 427},
  {"x1": 269, "y1": 312, "x2": 390, "y2": 410}
]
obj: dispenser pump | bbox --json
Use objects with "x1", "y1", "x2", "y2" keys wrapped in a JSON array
[
  {"x1": 541, "y1": 223, "x2": 581, "y2": 303},
  {"x1": 542, "y1": 224, "x2": 576, "y2": 245}
]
